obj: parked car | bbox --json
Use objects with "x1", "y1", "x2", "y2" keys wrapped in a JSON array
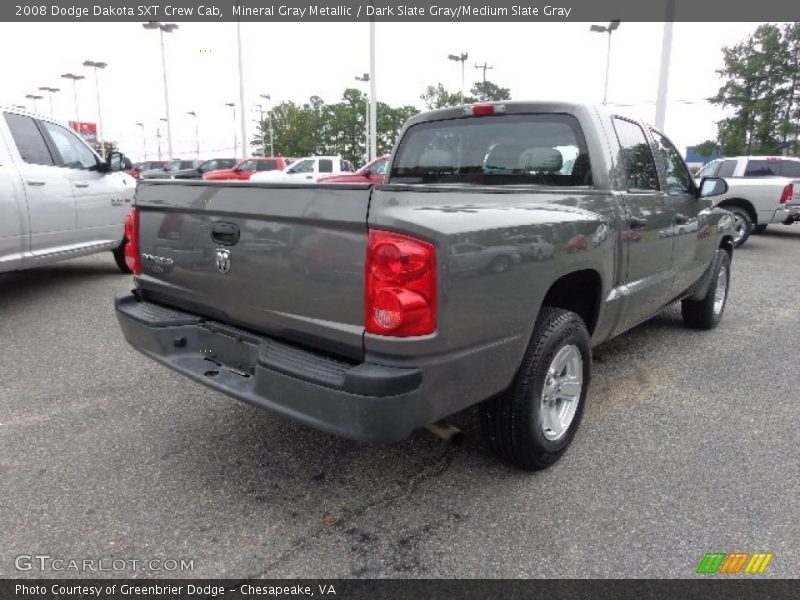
[
  {"x1": 319, "y1": 155, "x2": 390, "y2": 183},
  {"x1": 448, "y1": 242, "x2": 521, "y2": 276},
  {"x1": 116, "y1": 101, "x2": 734, "y2": 470},
  {"x1": 202, "y1": 157, "x2": 293, "y2": 181},
  {"x1": 0, "y1": 106, "x2": 135, "y2": 273},
  {"x1": 250, "y1": 156, "x2": 354, "y2": 183},
  {"x1": 513, "y1": 234, "x2": 555, "y2": 261},
  {"x1": 127, "y1": 160, "x2": 167, "y2": 179},
  {"x1": 694, "y1": 156, "x2": 800, "y2": 246},
  {"x1": 140, "y1": 159, "x2": 201, "y2": 180},
  {"x1": 172, "y1": 158, "x2": 237, "y2": 179}
]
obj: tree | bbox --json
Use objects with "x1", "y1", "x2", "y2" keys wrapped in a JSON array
[
  {"x1": 713, "y1": 23, "x2": 800, "y2": 155},
  {"x1": 94, "y1": 140, "x2": 118, "y2": 157},
  {"x1": 694, "y1": 140, "x2": 721, "y2": 158},
  {"x1": 470, "y1": 80, "x2": 511, "y2": 102},
  {"x1": 420, "y1": 83, "x2": 475, "y2": 109}
]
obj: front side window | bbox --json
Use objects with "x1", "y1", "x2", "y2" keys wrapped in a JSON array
[
  {"x1": 288, "y1": 159, "x2": 314, "y2": 174},
  {"x1": 371, "y1": 159, "x2": 388, "y2": 175},
  {"x1": 42, "y1": 121, "x2": 97, "y2": 169},
  {"x1": 165, "y1": 160, "x2": 182, "y2": 172},
  {"x1": 3, "y1": 113, "x2": 54, "y2": 166},
  {"x1": 612, "y1": 118, "x2": 659, "y2": 191},
  {"x1": 391, "y1": 113, "x2": 592, "y2": 186},
  {"x1": 651, "y1": 130, "x2": 693, "y2": 195},
  {"x1": 696, "y1": 160, "x2": 720, "y2": 178},
  {"x1": 717, "y1": 159, "x2": 738, "y2": 177},
  {"x1": 238, "y1": 160, "x2": 256, "y2": 171}
]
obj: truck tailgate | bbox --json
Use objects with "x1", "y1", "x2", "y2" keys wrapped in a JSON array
[{"x1": 134, "y1": 181, "x2": 371, "y2": 360}]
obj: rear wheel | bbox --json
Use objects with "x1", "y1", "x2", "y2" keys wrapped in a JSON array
[
  {"x1": 489, "y1": 256, "x2": 512, "y2": 274},
  {"x1": 479, "y1": 307, "x2": 591, "y2": 470},
  {"x1": 112, "y1": 239, "x2": 132, "y2": 274},
  {"x1": 727, "y1": 206, "x2": 752, "y2": 248},
  {"x1": 752, "y1": 224, "x2": 768, "y2": 235},
  {"x1": 681, "y1": 250, "x2": 731, "y2": 330}
]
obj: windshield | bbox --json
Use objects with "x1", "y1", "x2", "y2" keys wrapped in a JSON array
[{"x1": 390, "y1": 113, "x2": 592, "y2": 186}]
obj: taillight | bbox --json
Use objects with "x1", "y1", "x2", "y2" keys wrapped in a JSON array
[
  {"x1": 123, "y1": 207, "x2": 141, "y2": 275},
  {"x1": 366, "y1": 230, "x2": 436, "y2": 337},
  {"x1": 780, "y1": 183, "x2": 794, "y2": 205}
]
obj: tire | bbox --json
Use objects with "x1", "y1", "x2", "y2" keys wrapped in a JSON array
[
  {"x1": 681, "y1": 250, "x2": 731, "y2": 330},
  {"x1": 112, "y1": 239, "x2": 132, "y2": 274},
  {"x1": 752, "y1": 224, "x2": 768, "y2": 235},
  {"x1": 726, "y1": 206, "x2": 752, "y2": 248},
  {"x1": 479, "y1": 307, "x2": 591, "y2": 471},
  {"x1": 488, "y1": 256, "x2": 512, "y2": 274}
]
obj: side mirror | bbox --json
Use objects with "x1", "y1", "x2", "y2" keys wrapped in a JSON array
[
  {"x1": 699, "y1": 177, "x2": 728, "y2": 198},
  {"x1": 105, "y1": 152, "x2": 124, "y2": 173}
]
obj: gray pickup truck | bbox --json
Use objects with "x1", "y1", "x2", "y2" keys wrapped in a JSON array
[{"x1": 115, "y1": 102, "x2": 735, "y2": 470}]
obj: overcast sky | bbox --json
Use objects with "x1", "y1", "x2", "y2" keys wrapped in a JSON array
[{"x1": 0, "y1": 20, "x2": 766, "y2": 163}]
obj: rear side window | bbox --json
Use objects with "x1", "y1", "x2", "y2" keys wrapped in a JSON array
[
  {"x1": 319, "y1": 159, "x2": 333, "y2": 173},
  {"x1": 3, "y1": 113, "x2": 54, "y2": 166},
  {"x1": 612, "y1": 117, "x2": 659, "y2": 191},
  {"x1": 256, "y1": 159, "x2": 278, "y2": 171},
  {"x1": 780, "y1": 160, "x2": 800, "y2": 177},
  {"x1": 390, "y1": 113, "x2": 593, "y2": 186},
  {"x1": 744, "y1": 160, "x2": 778, "y2": 176},
  {"x1": 717, "y1": 159, "x2": 737, "y2": 177}
]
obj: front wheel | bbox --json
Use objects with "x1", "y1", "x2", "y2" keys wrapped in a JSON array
[
  {"x1": 479, "y1": 307, "x2": 591, "y2": 471},
  {"x1": 681, "y1": 250, "x2": 731, "y2": 330},
  {"x1": 112, "y1": 239, "x2": 132, "y2": 274}
]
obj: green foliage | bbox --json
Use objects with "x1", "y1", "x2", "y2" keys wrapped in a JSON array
[
  {"x1": 250, "y1": 78, "x2": 511, "y2": 166},
  {"x1": 694, "y1": 140, "x2": 721, "y2": 158},
  {"x1": 713, "y1": 23, "x2": 800, "y2": 155},
  {"x1": 251, "y1": 89, "x2": 420, "y2": 166}
]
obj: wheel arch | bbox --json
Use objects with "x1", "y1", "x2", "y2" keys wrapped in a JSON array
[
  {"x1": 717, "y1": 197, "x2": 758, "y2": 225},
  {"x1": 540, "y1": 269, "x2": 603, "y2": 336}
]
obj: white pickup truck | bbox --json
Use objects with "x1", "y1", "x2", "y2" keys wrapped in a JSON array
[
  {"x1": 249, "y1": 155, "x2": 354, "y2": 183},
  {"x1": 695, "y1": 155, "x2": 800, "y2": 247},
  {"x1": 0, "y1": 107, "x2": 134, "y2": 273}
]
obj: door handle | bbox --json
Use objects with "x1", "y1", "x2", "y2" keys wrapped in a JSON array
[
  {"x1": 26, "y1": 180, "x2": 46, "y2": 186},
  {"x1": 674, "y1": 213, "x2": 689, "y2": 225},
  {"x1": 629, "y1": 216, "x2": 648, "y2": 229},
  {"x1": 210, "y1": 222, "x2": 240, "y2": 246},
  {"x1": 73, "y1": 181, "x2": 89, "y2": 188},
  {"x1": 305, "y1": 175, "x2": 313, "y2": 179}
]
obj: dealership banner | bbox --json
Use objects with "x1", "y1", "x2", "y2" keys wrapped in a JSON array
[
  {"x1": 2, "y1": 579, "x2": 799, "y2": 599},
  {"x1": 4, "y1": 0, "x2": 800, "y2": 22}
]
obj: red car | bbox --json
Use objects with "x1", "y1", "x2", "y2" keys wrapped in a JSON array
[
  {"x1": 127, "y1": 160, "x2": 167, "y2": 180},
  {"x1": 202, "y1": 157, "x2": 293, "y2": 181},
  {"x1": 318, "y1": 155, "x2": 390, "y2": 183}
]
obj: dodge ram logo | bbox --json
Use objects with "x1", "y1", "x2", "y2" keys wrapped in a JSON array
[{"x1": 215, "y1": 248, "x2": 231, "y2": 274}]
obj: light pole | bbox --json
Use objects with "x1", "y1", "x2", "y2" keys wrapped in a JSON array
[
  {"x1": 156, "y1": 127, "x2": 162, "y2": 160},
  {"x1": 82, "y1": 60, "x2": 107, "y2": 158},
  {"x1": 355, "y1": 74, "x2": 370, "y2": 163},
  {"x1": 236, "y1": 22, "x2": 247, "y2": 164},
  {"x1": 259, "y1": 93, "x2": 273, "y2": 156},
  {"x1": 187, "y1": 111, "x2": 199, "y2": 158},
  {"x1": 369, "y1": 21, "x2": 377, "y2": 162},
  {"x1": 655, "y1": 1, "x2": 676, "y2": 130},
  {"x1": 143, "y1": 21, "x2": 178, "y2": 159},
  {"x1": 474, "y1": 62, "x2": 494, "y2": 100},
  {"x1": 25, "y1": 94, "x2": 43, "y2": 113},
  {"x1": 447, "y1": 52, "x2": 469, "y2": 105},
  {"x1": 253, "y1": 103, "x2": 267, "y2": 156},
  {"x1": 590, "y1": 20, "x2": 621, "y2": 105},
  {"x1": 38, "y1": 87, "x2": 60, "y2": 117},
  {"x1": 61, "y1": 73, "x2": 84, "y2": 129},
  {"x1": 225, "y1": 103, "x2": 237, "y2": 157},
  {"x1": 136, "y1": 122, "x2": 146, "y2": 161}
]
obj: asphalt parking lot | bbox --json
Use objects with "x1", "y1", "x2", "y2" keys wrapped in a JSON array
[{"x1": 1, "y1": 227, "x2": 798, "y2": 579}]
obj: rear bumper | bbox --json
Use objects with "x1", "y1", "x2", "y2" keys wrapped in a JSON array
[{"x1": 114, "y1": 292, "x2": 428, "y2": 442}]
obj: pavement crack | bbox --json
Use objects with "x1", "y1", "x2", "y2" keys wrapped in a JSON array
[{"x1": 252, "y1": 446, "x2": 458, "y2": 577}]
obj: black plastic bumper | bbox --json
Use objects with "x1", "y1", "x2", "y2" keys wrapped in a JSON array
[{"x1": 115, "y1": 292, "x2": 426, "y2": 442}]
